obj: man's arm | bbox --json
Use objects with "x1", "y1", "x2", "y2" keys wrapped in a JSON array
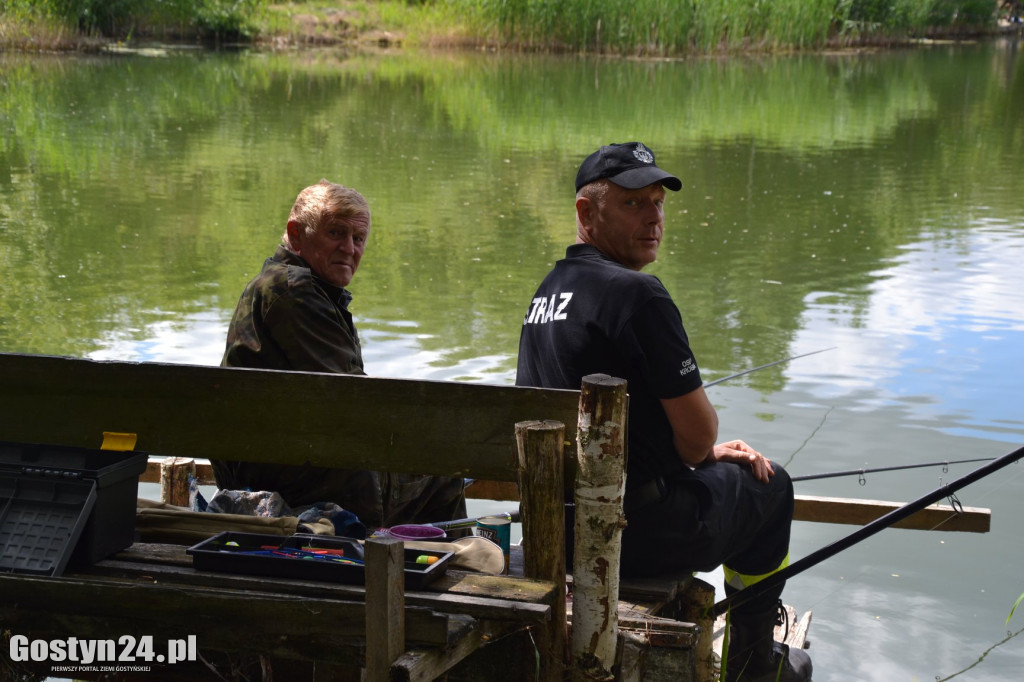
[
  {"x1": 628, "y1": 292, "x2": 773, "y2": 481},
  {"x1": 659, "y1": 386, "x2": 718, "y2": 467},
  {"x1": 660, "y1": 388, "x2": 774, "y2": 483}
]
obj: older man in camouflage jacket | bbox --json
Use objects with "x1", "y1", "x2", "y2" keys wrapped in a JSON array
[{"x1": 211, "y1": 179, "x2": 466, "y2": 530}]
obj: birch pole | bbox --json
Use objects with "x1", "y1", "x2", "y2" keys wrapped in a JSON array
[{"x1": 571, "y1": 374, "x2": 628, "y2": 681}]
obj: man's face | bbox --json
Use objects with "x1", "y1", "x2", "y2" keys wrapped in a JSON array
[
  {"x1": 289, "y1": 212, "x2": 370, "y2": 287},
  {"x1": 577, "y1": 181, "x2": 666, "y2": 271}
]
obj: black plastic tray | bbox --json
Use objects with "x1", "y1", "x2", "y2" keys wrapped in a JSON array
[
  {"x1": 186, "y1": 531, "x2": 453, "y2": 590},
  {"x1": 0, "y1": 441, "x2": 148, "y2": 566},
  {"x1": 0, "y1": 475, "x2": 97, "y2": 576}
]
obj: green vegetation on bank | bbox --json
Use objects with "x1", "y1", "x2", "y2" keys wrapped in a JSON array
[
  {"x1": 456, "y1": 0, "x2": 1005, "y2": 53},
  {"x1": 0, "y1": 0, "x2": 1015, "y2": 54},
  {"x1": 1, "y1": 0, "x2": 264, "y2": 45}
]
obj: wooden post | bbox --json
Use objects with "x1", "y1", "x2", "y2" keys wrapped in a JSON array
[
  {"x1": 364, "y1": 536, "x2": 405, "y2": 682},
  {"x1": 571, "y1": 374, "x2": 628, "y2": 681},
  {"x1": 516, "y1": 419, "x2": 568, "y2": 682},
  {"x1": 680, "y1": 578, "x2": 716, "y2": 682},
  {"x1": 159, "y1": 456, "x2": 195, "y2": 507}
]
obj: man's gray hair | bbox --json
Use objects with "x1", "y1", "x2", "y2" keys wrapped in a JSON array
[
  {"x1": 282, "y1": 179, "x2": 370, "y2": 246},
  {"x1": 577, "y1": 178, "x2": 611, "y2": 206}
]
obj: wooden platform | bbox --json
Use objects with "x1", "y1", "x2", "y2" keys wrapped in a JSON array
[
  {"x1": 1, "y1": 541, "x2": 558, "y2": 681},
  {"x1": 0, "y1": 355, "x2": 710, "y2": 681},
  {"x1": 0, "y1": 352, "x2": 992, "y2": 681},
  {"x1": 0, "y1": 538, "x2": 714, "y2": 682}
]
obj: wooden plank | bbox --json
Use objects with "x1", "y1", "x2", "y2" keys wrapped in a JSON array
[
  {"x1": 616, "y1": 615, "x2": 697, "y2": 647},
  {"x1": 390, "y1": 615, "x2": 483, "y2": 682},
  {"x1": 440, "y1": 626, "x2": 540, "y2": 682},
  {"x1": 87, "y1": 554, "x2": 555, "y2": 624},
  {"x1": 459, "y1": 482, "x2": 992, "y2": 533},
  {"x1": 0, "y1": 574, "x2": 451, "y2": 664},
  {"x1": 143, "y1": 460, "x2": 525, "y2": 504},
  {"x1": 794, "y1": 494, "x2": 990, "y2": 532},
  {"x1": 0, "y1": 352, "x2": 579, "y2": 482},
  {"x1": 465, "y1": 478, "x2": 519, "y2": 501},
  {"x1": 93, "y1": 552, "x2": 561, "y2": 622},
  {"x1": 93, "y1": 557, "x2": 553, "y2": 622},
  {"x1": 786, "y1": 610, "x2": 812, "y2": 651},
  {"x1": 617, "y1": 571, "x2": 694, "y2": 604},
  {"x1": 464, "y1": 489, "x2": 990, "y2": 533},
  {"x1": 365, "y1": 537, "x2": 406, "y2": 682},
  {"x1": 516, "y1": 419, "x2": 568, "y2": 682}
]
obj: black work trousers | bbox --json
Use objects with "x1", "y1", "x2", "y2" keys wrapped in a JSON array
[{"x1": 620, "y1": 460, "x2": 794, "y2": 615}]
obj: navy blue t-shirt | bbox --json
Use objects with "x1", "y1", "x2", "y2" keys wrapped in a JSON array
[{"x1": 516, "y1": 243, "x2": 704, "y2": 484}]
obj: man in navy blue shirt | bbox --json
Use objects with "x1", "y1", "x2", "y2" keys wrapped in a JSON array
[{"x1": 516, "y1": 143, "x2": 811, "y2": 682}]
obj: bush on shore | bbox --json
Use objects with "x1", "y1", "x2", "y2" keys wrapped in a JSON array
[{"x1": 1, "y1": 0, "x2": 263, "y2": 45}]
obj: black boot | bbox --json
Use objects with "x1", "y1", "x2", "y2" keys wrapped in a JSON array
[{"x1": 725, "y1": 602, "x2": 812, "y2": 682}]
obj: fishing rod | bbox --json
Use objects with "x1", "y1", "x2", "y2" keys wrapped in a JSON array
[
  {"x1": 703, "y1": 347, "x2": 836, "y2": 388},
  {"x1": 791, "y1": 457, "x2": 996, "y2": 483},
  {"x1": 712, "y1": 443, "x2": 1024, "y2": 617}
]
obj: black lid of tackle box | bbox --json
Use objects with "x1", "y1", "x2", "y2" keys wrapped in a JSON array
[
  {"x1": 0, "y1": 475, "x2": 97, "y2": 576},
  {"x1": 0, "y1": 441, "x2": 148, "y2": 573},
  {"x1": 187, "y1": 531, "x2": 454, "y2": 590}
]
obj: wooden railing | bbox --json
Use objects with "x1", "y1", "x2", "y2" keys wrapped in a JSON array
[{"x1": 142, "y1": 458, "x2": 992, "y2": 533}]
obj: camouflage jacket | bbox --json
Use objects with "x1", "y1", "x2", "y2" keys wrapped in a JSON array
[
  {"x1": 221, "y1": 245, "x2": 365, "y2": 375},
  {"x1": 212, "y1": 246, "x2": 465, "y2": 528}
]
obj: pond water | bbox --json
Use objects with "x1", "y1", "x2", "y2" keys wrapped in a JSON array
[{"x1": 2, "y1": 38, "x2": 1023, "y2": 681}]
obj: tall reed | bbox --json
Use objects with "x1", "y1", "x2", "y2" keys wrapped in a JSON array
[{"x1": 451, "y1": 0, "x2": 1001, "y2": 55}]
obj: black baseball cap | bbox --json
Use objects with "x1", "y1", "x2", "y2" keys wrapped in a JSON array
[{"x1": 575, "y1": 142, "x2": 682, "y2": 193}]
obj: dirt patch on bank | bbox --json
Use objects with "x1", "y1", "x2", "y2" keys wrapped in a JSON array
[{"x1": 260, "y1": 5, "x2": 405, "y2": 49}]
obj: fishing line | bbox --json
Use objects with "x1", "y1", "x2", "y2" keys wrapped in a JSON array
[
  {"x1": 701, "y1": 346, "x2": 836, "y2": 470},
  {"x1": 934, "y1": 624, "x2": 1024, "y2": 682},
  {"x1": 782, "y1": 405, "x2": 833, "y2": 470},
  {"x1": 703, "y1": 347, "x2": 837, "y2": 389}
]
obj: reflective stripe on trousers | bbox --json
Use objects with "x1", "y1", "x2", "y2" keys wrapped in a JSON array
[{"x1": 723, "y1": 552, "x2": 790, "y2": 591}]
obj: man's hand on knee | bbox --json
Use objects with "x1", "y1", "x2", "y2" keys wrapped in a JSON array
[{"x1": 712, "y1": 439, "x2": 775, "y2": 483}]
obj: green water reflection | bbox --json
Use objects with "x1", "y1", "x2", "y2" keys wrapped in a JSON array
[
  {"x1": 3, "y1": 40, "x2": 1024, "y2": 682},
  {"x1": 2, "y1": 44, "x2": 1021, "y2": 387},
  {"x1": 2, "y1": 45, "x2": 1022, "y2": 384}
]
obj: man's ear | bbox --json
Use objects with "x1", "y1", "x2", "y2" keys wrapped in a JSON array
[
  {"x1": 577, "y1": 195, "x2": 593, "y2": 227},
  {"x1": 576, "y1": 196, "x2": 594, "y2": 235},
  {"x1": 285, "y1": 220, "x2": 303, "y2": 252}
]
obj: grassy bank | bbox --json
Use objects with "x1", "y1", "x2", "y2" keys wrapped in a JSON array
[
  {"x1": 0, "y1": 0, "x2": 1018, "y2": 54},
  {"x1": 0, "y1": 0, "x2": 467, "y2": 50}
]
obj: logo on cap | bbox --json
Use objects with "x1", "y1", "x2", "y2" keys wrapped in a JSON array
[{"x1": 632, "y1": 144, "x2": 654, "y2": 164}]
